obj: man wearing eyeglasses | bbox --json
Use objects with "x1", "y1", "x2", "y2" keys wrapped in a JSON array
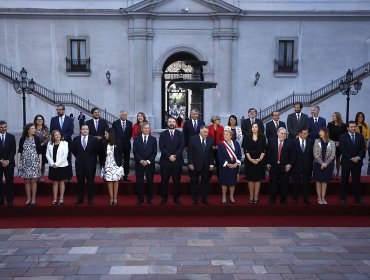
[{"x1": 50, "y1": 104, "x2": 74, "y2": 179}]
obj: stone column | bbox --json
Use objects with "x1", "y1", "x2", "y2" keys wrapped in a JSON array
[
  {"x1": 213, "y1": 16, "x2": 239, "y2": 123},
  {"x1": 128, "y1": 15, "x2": 153, "y2": 122}
]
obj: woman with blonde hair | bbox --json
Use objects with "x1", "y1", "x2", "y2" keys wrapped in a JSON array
[{"x1": 313, "y1": 127, "x2": 335, "y2": 204}]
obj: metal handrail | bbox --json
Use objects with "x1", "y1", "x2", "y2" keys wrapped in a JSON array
[
  {"x1": 259, "y1": 62, "x2": 370, "y2": 121},
  {"x1": 0, "y1": 62, "x2": 118, "y2": 124}
]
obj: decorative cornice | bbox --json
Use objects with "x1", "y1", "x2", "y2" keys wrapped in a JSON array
[{"x1": 213, "y1": 29, "x2": 239, "y2": 40}]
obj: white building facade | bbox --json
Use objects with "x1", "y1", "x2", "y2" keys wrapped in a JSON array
[{"x1": 0, "y1": 0, "x2": 370, "y2": 132}]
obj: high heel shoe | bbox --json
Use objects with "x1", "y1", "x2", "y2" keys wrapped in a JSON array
[
  {"x1": 30, "y1": 201, "x2": 36, "y2": 206},
  {"x1": 25, "y1": 201, "x2": 31, "y2": 206},
  {"x1": 249, "y1": 199, "x2": 254, "y2": 204},
  {"x1": 58, "y1": 199, "x2": 64, "y2": 205},
  {"x1": 52, "y1": 200, "x2": 57, "y2": 205},
  {"x1": 113, "y1": 200, "x2": 118, "y2": 205},
  {"x1": 253, "y1": 199, "x2": 259, "y2": 204}
]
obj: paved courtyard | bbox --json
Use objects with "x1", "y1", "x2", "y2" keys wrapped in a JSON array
[{"x1": 0, "y1": 227, "x2": 370, "y2": 279}]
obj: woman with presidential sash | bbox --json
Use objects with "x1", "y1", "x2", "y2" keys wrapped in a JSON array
[{"x1": 217, "y1": 130, "x2": 242, "y2": 204}]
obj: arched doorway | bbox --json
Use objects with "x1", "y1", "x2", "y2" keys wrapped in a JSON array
[{"x1": 161, "y1": 52, "x2": 204, "y2": 128}]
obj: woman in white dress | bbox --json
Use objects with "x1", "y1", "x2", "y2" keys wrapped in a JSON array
[{"x1": 101, "y1": 128, "x2": 124, "y2": 205}]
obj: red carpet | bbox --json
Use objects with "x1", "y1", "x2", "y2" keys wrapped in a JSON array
[{"x1": 1, "y1": 194, "x2": 369, "y2": 228}]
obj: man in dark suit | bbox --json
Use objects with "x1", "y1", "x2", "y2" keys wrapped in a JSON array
[
  {"x1": 133, "y1": 122, "x2": 157, "y2": 205},
  {"x1": 78, "y1": 111, "x2": 86, "y2": 129},
  {"x1": 0, "y1": 121, "x2": 16, "y2": 207},
  {"x1": 241, "y1": 107, "x2": 264, "y2": 138},
  {"x1": 50, "y1": 104, "x2": 74, "y2": 179},
  {"x1": 339, "y1": 121, "x2": 366, "y2": 204},
  {"x1": 86, "y1": 107, "x2": 109, "y2": 168},
  {"x1": 71, "y1": 124, "x2": 98, "y2": 205},
  {"x1": 188, "y1": 125, "x2": 214, "y2": 205},
  {"x1": 286, "y1": 102, "x2": 309, "y2": 139},
  {"x1": 159, "y1": 116, "x2": 185, "y2": 205},
  {"x1": 265, "y1": 111, "x2": 287, "y2": 142},
  {"x1": 266, "y1": 127, "x2": 292, "y2": 205},
  {"x1": 289, "y1": 128, "x2": 314, "y2": 204},
  {"x1": 112, "y1": 110, "x2": 133, "y2": 181},
  {"x1": 182, "y1": 109, "x2": 205, "y2": 148},
  {"x1": 308, "y1": 105, "x2": 326, "y2": 139}
]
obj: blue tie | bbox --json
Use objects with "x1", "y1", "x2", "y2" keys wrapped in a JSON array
[
  {"x1": 122, "y1": 121, "x2": 126, "y2": 133},
  {"x1": 82, "y1": 136, "x2": 87, "y2": 150},
  {"x1": 60, "y1": 117, "x2": 64, "y2": 129},
  {"x1": 301, "y1": 140, "x2": 305, "y2": 152},
  {"x1": 351, "y1": 133, "x2": 355, "y2": 143}
]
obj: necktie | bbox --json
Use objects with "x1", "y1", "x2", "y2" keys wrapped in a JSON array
[
  {"x1": 82, "y1": 136, "x2": 87, "y2": 150},
  {"x1": 275, "y1": 121, "x2": 279, "y2": 130},
  {"x1": 301, "y1": 140, "x2": 305, "y2": 152},
  {"x1": 144, "y1": 136, "x2": 147, "y2": 147},
  {"x1": 122, "y1": 121, "x2": 126, "y2": 133},
  {"x1": 170, "y1": 131, "x2": 174, "y2": 142},
  {"x1": 193, "y1": 120, "x2": 197, "y2": 130},
  {"x1": 251, "y1": 119, "x2": 255, "y2": 125},
  {"x1": 297, "y1": 114, "x2": 300, "y2": 122},
  {"x1": 60, "y1": 117, "x2": 64, "y2": 129},
  {"x1": 351, "y1": 133, "x2": 355, "y2": 143},
  {"x1": 202, "y1": 138, "x2": 206, "y2": 151},
  {"x1": 1, "y1": 135, "x2": 4, "y2": 146},
  {"x1": 278, "y1": 140, "x2": 283, "y2": 163},
  {"x1": 95, "y1": 120, "x2": 99, "y2": 131}
]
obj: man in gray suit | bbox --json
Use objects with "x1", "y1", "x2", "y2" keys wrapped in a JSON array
[{"x1": 287, "y1": 102, "x2": 309, "y2": 139}]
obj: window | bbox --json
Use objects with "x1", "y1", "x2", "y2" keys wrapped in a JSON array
[
  {"x1": 274, "y1": 37, "x2": 298, "y2": 75},
  {"x1": 66, "y1": 36, "x2": 90, "y2": 74}
]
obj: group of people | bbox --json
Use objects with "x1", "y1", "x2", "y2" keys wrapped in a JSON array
[{"x1": 0, "y1": 102, "x2": 368, "y2": 207}]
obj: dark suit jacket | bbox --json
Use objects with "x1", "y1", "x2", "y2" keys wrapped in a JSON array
[
  {"x1": 188, "y1": 135, "x2": 214, "y2": 171},
  {"x1": 71, "y1": 135, "x2": 98, "y2": 169},
  {"x1": 100, "y1": 141, "x2": 123, "y2": 167},
  {"x1": 183, "y1": 118, "x2": 205, "y2": 147},
  {"x1": 308, "y1": 116, "x2": 326, "y2": 139},
  {"x1": 86, "y1": 118, "x2": 109, "y2": 138},
  {"x1": 112, "y1": 119, "x2": 133, "y2": 151},
  {"x1": 265, "y1": 120, "x2": 286, "y2": 141},
  {"x1": 133, "y1": 135, "x2": 157, "y2": 168},
  {"x1": 159, "y1": 129, "x2": 184, "y2": 166},
  {"x1": 339, "y1": 132, "x2": 366, "y2": 167},
  {"x1": 287, "y1": 112, "x2": 309, "y2": 139},
  {"x1": 266, "y1": 137, "x2": 291, "y2": 166},
  {"x1": 241, "y1": 118, "x2": 265, "y2": 137},
  {"x1": 289, "y1": 137, "x2": 314, "y2": 174},
  {"x1": 50, "y1": 115, "x2": 74, "y2": 142},
  {"x1": 0, "y1": 133, "x2": 16, "y2": 168}
]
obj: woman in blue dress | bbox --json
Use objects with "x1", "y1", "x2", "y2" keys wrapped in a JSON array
[{"x1": 218, "y1": 130, "x2": 242, "y2": 204}]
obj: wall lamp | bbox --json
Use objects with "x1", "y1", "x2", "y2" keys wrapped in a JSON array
[
  {"x1": 182, "y1": 7, "x2": 188, "y2": 13},
  {"x1": 106, "y1": 71, "x2": 111, "y2": 84},
  {"x1": 254, "y1": 72, "x2": 260, "y2": 86}
]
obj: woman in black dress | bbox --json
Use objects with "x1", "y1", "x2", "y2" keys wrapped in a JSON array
[
  {"x1": 218, "y1": 130, "x2": 242, "y2": 204},
  {"x1": 243, "y1": 123, "x2": 267, "y2": 203},
  {"x1": 34, "y1": 115, "x2": 50, "y2": 183},
  {"x1": 327, "y1": 112, "x2": 347, "y2": 179},
  {"x1": 46, "y1": 130, "x2": 69, "y2": 205},
  {"x1": 313, "y1": 127, "x2": 335, "y2": 205}
]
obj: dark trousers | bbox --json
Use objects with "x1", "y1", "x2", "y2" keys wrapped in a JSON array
[
  {"x1": 340, "y1": 163, "x2": 362, "y2": 202},
  {"x1": 135, "y1": 164, "x2": 154, "y2": 202},
  {"x1": 122, "y1": 148, "x2": 131, "y2": 177},
  {"x1": 269, "y1": 163, "x2": 289, "y2": 203},
  {"x1": 190, "y1": 169, "x2": 210, "y2": 202},
  {"x1": 160, "y1": 164, "x2": 182, "y2": 201},
  {"x1": 292, "y1": 170, "x2": 311, "y2": 202},
  {"x1": 213, "y1": 149, "x2": 220, "y2": 178},
  {"x1": 97, "y1": 141, "x2": 105, "y2": 168},
  {"x1": 0, "y1": 166, "x2": 14, "y2": 204},
  {"x1": 76, "y1": 165, "x2": 96, "y2": 202}
]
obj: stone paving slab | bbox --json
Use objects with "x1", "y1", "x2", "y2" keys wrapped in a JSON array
[{"x1": 0, "y1": 227, "x2": 369, "y2": 279}]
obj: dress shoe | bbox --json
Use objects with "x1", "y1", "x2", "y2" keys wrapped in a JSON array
[
  {"x1": 269, "y1": 200, "x2": 275, "y2": 205},
  {"x1": 160, "y1": 199, "x2": 167, "y2": 205},
  {"x1": 229, "y1": 200, "x2": 236, "y2": 204},
  {"x1": 355, "y1": 200, "x2": 365, "y2": 205},
  {"x1": 192, "y1": 201, "x2": 198, "y2": 205},
  {"x1": 0, "y1": 201, "x2": 4, "y2": 206},
  {"x1": 280, "y1": 201, "x2": 287, "y2": 205},
  {"x1": 174, "y1": 199, "x2": 182, "y2": 205},
  {"x1": 304, "y1": 200, "x2": 311, "y2": 205},
  {"x1": 137, "y1": 200, "x2": 144, "y2": 205},
  {"x1": 75, "y1": 200, "x2": 83, "y2": 205},
  {"x1": 202, "y1": 200, "x2": 209, "y2": 205},
  {"x1": 7, "y1": 203, "x2": 13, "y2": 208},
  {"x1": 147, "y1": 200, "x2": 153, "y2": 205},
  {"x1": 292, "y1": 200, "x2": 298, "y2": 205},
  {"x1": 339, "y1": 200, "x2": 345, "y2": 205},
  {"x1": 88, "y1": 201, "x2": 94, "y2": 205}
]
